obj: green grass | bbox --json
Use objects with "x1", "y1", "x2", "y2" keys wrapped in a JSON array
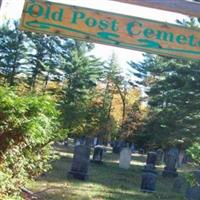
[{"x1": 28, "y1": 143, "x2": 188, "y2": 200}]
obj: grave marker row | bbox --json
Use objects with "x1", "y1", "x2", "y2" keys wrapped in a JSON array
[{"x1": 68, "y1": 142, "x2": 193, "y2": 198}]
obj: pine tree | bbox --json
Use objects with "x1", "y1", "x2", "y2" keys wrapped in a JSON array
[
  {"x1": 129, "y1": 53, "x2": 200, "y2": 147},
  {"x1": 0, "y1": 21, "x2": 28, "y2": 86},
  {"x1": 128, "y1": 18, "x2": 200, "y2": 147},
  {"x1": 61, "y1": 41, "x2": 103, "y2": 137}
]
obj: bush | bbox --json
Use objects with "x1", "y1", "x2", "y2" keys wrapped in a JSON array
[
  {"x1": 0, "y1": 87, "x2": 64, "y2": 199},
  {"x1": 187, "y1": 140, "x2": 200, "y2": 167}
]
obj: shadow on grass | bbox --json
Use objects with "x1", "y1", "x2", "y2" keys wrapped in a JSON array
[{"x1": 37, "y1": 189, "x2": 151, "y2": 200}]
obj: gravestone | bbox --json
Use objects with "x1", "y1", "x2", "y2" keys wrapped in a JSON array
[
  {"x1": 131, "y1": 143, "x2": 135, "y2": 153},
  {"x1": 156, "y1": 148, "x2": 164, "y2": 165},
  {"x1": 93, "y1": 137, "x2": 98, "y2": 146},
  {"x1": 119, "y1": 147, "x2": 132, "y2": 169},
  {"x1": 75, "y1": 137, "x2": 91, "y2": 146},
  {"x1": 75, "y1": 140, "x2": 81, "y2": 146},
  {"x1": 145, "y1": 151, "x2": 157, "y2": 170},
  {"x1": 68, "y1": 144, "x2": 90, "y2": 180},
  {"x1": 162, "y1": 148, "x2": 178, "y2": 177},
  {"x1": 112, "y1": 140, "x2": 120, "y2": 154},
  {"x1": 141, "y1": 151, "x2": 157, "y2": 192},
  {"x1": 141, "y1": 170, "x2": 157, "y2": 193},
  {"x1": 185, "y1": 171, "x2": 200, "y2": 200},
  {"x1": 139, "y1": 148, "x2": 145, "y2": 154},
  {"x1": 91, "y1": 145, "x2": 104, "y2": 164}
]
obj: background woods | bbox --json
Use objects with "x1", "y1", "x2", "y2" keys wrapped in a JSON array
[
  {"x1": 0, "y1": 20, "x2": 145, "y2": 199},
  {"x1": 0, "y1": 15, "x2": 200, "y2": 200}
]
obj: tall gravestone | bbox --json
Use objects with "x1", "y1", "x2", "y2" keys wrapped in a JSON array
[
  {"x1": 156, "y1": 148, "x2": 164, "y2": 165},
  {"x1": 119, "y1": 147, "x2": 132, "y2": 169},
  {"x1": 130, "y1": 143, "x2": 135, "y2": 153},
  {"x1": 68, "y1": 144, "x2": 90, "y2": 180},
  {"x1": 75, "y1": 139, "x2": 81, "y2": 146},
  {"x1": 113, "y1": 140, "x2": 128, "y2": 154},
  {"x1": 93, "y1": 137, "x2": 98, "y2": 146},
  {"x1": 145, "y1": 151, "x2": 157, "y2": 169},
  {"x1": 91, "y1": 145, "x2": 104, "y2": 164},
  {"x1": 112, "y1": 140, "x2": 120, "y2": 154},
  {"x1": 141, "y1": 151, "x2": 158, "y2": 192},
  {"x1": 162, "y1": 148, "x2": 178, "y2": 177},
  {"x1": 185, "y1": 170, "x2": 200, "y2": 200}
]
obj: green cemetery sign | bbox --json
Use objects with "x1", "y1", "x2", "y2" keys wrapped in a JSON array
[{"x1": 20, "y1": 0, "x2": 200, "y2": 60}]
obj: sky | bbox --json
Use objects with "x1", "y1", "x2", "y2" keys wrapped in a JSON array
[{"x1": 0, "y1": 0, "x2": 187, "y2": 74}]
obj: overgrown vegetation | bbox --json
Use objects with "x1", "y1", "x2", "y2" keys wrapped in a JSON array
[{"x1": 0, "y1": 87, "x2": 64, "y2": 200}]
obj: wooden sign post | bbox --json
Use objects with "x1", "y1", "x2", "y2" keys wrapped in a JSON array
[
  {"x1": 108, "y1": 0, "x2": 200, "y2": 17},
  {"x1": 20, "y1": 0, "x2": 200, "y2": 60}
]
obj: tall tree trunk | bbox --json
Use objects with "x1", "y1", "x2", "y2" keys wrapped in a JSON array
[
  {"x1": 115, "y1": 83, "x2": 126, "y2": 129},
  {"x1": 9, "y1": 53, "x2": 18, "y2": 86},
  {"x1": 31, "y1": 60, "x2": 40, "y2": 91},
  {"x1": 9, "y1": 65, "x2": 16, "y2": 86},
  {"x1": 102, "y1": 82, "x2": 114, "y2": 136},
  {"x1": 31, "y1": 73, "x2": 37, "y2": 91},
  {"x1": 43, "y1": 72, "x2": 50, "y2": 93}
]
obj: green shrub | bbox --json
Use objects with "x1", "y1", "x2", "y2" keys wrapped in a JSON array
[
  {"x1": 0, "y1": 87, "x2": 65, "y2": 199},
  {"x1": 187, "y1": 140, "x2": 200, "y2": 167}
]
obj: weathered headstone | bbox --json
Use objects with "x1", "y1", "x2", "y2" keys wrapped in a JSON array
[
  {"x1": 93, "y1": 137, "x2": 98, "y2": 146},
  {"x1": 68, "y1": 144, "x2": 90, "y2": 180},
  {"x1": 119, "y1": 147, "x2": 132, "y2": 169},
  {"x1": 75, "y1": 138, "x2": 83, "y2": 146},
  {"x1": 139, "y1": 148, "x2": 145, "y2": 154},
  {"x1": 85, "y1": 137, "x2": 92, "y2": 146},
  {"x1": 141, "y1": 151, "x2": 157, "y2": 192},
  {"x1": 162, "y1": 148, "x2": 179, "y2": 177},
  {"x1": 75, "y1": 140, "x2": 81, "y2": 146},
  {"x1": 119, "y1": 140, "x2": 128, "y2": 149},
  {"x1": 156, "y1": 148, "x2": 164, "y2": 165},
  {"x1": 185, "y1": 171, "x2": 200, "y2": 200},
  {"x1": 112, "y1": 140, "x2": 120, "y2": 154},
  {"x1": 75, "y1": 137, "x2": 91, "y2": 146},
  {"x1": 131, "y1": 143, "x2": 135, "y2": 153},
  {"x1": 145, "y1": 151, "x2": 157, "y2": 170},
  {"x1": 91, "y1": 145, "x2": 104, "y2": 164},
  {"x1": 141, "y1": 169, "x2": 157, "y2": 193}
]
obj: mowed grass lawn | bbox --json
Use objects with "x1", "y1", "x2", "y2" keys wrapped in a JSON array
[{"x1": 28, "y1": 142, "x2": 189, "y2": 200}]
